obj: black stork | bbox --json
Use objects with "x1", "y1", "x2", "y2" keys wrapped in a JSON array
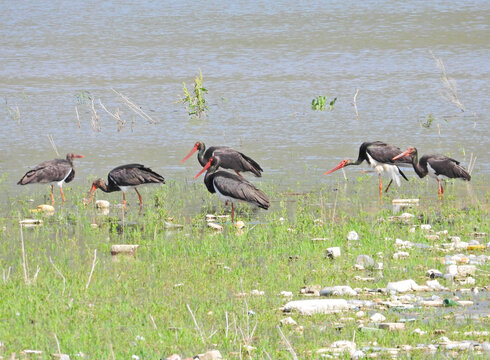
[
  {"x1": 393, "y1": 147, "x2": 471, "y2": 196},
  {"x1": 194, "y1": 155, "x2": 270, "y2": 223},
  {"x1": 84, "y1": 164, "x2": 165, "y2": 210},
  {"x1": 182, "y1": 141, "x2": 263, "y2": 177},
  {"x1": 17, "y1": 153, "x2": 84, "y2": 205},
  {"x1": 324, "y1": 141, "x2": 412, "y2": 197}
]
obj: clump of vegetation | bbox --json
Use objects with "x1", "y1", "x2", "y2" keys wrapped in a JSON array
[
  {"x1": 421, "y1": 113, "x2": 435, "y2": 128},
  {"x1": 180, "y1": 69, "x2": 208, "y2": 119},
  {"x1": 311, "y1": 95, "x2": 336, "y2": 111}
]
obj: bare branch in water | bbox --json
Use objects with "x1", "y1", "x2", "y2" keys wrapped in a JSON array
[
  {"x1": 111, "y1": 88, "x2": 157, "y2": 124},
  {"x1": 430, "y1": 50, "x2": 465, "y2": 112}
]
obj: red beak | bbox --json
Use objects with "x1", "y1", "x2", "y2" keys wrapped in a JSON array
[
  {"x1": 73, "y1": 154, "x2": 84, "y2": 158},
  {"x1": 392, "y1": 149, "x2": 411, "y2": 161},
  {"x1": 324, "y1": 161, "x2": 346, "y2": 175},
  {"x1": 194, "y1": 158, "x2": 213, "y2": 179},
  {"x1": 83, "y1": 184, "x2": 97, "y2": 205},
  {"x1": 181, "y1": 144, "x2": 198, "y2": 163}
]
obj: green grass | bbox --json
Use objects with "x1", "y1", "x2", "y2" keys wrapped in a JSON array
[{"x1": 0, "y1": 178, "x2": 488, "y2": 359}]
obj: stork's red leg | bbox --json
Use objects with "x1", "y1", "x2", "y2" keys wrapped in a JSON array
[
  {"x1": 135, "y1": 188, "x2": 143, "y2": 210},
  {"x1": 437, "y1": 179, "x2": 444, "y2": 195},
  {"x1": 384, "y1": 180, "x2": 393, "y2": 193},
  {"x1": 231, "y1": 203, "x2": 235, "y2": 223},
  {"x1": 122, "y1": 192, "x2": 127, "y2": 209},
  {"x1": 234, "y1": 170, "x2": 243, "y2": 178},
  {"x1": 60, "y1": 187, "x2": 66, "y2": 203},
  {"x1": 50, "y1": 185, "x2": 55, "y2": 205},
  {"x1": 378, "y1": 174, "x2": 383, "y2": 197}
]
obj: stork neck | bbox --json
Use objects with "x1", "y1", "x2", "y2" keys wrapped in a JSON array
[
  {"x1": 197, "y1": 145, "x2": 207, "y2": 165},
  {"x1": 411, "y1": 151, "x2": 427, "y2": 178}
]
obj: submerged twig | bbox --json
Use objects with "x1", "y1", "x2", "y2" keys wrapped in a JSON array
[
  {"x1": 99, "y1": 99, "x2": 126, "y2": 131},
  {"x1": 75, "y1": 106, "x2": 80, "y2": 128},
  {"x1": 430, "y1": 50, "x2": 465, "y2": 112},
  {"x1": 111, "y1": 88, "x2": 156, "y2": 124},
  {"x1": 352, "y1": 88, "x2": 359, "y2": 120},
  {"x1": 48, "y1": 134, "x2": 60, "y2": 157}
]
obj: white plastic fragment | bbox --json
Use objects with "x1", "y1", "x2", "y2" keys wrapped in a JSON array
[
  {"x1": 326, "y1": 247, "x2": 341, "y2": 258},
  {"x1": 320, "y1": 286, "x2": 357, "y2": 297},
  {"x1": 426, "y1": 280, "x2": 447, "y2": 291},
  {"x1": 283, "y1": 299, "x2": 352, "y2": 315},
  {"x1": 420, "y1": 224, "x2": 432, "y2": 231},
  {"x1": 251, "y1": 289, "x2": 264, "y2": 296},
  {"x1": 280, "y1": 291, "x2": 293, "y2": 297},
  {"x1": 386, "y1": 279, "x2": 429, "y2": 293}
]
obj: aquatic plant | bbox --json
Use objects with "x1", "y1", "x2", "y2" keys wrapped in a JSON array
[
  {"x1": 311, "y1": 95, "x2": 336, "y2": 111},
  {"x1": 180, "y1": 69, "x2": 208, "y2": 119}
]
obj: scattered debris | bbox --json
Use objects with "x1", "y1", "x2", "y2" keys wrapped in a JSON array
[
  {"x1": 280, "y1": 316, "x2": 297, "y2": 326},
  {"x1": 320, "y1": 286, "x2": 357, "y2": 297},
  {"x1": 347, "y1": 230, "x2": 359, "y2": 241},
  {"x1": 326, "y1": 247, "x2": 341, "y2": 258},
  {"x1": 207, "y1": 222, "x2": 223, "y2": 231},
  {"x1": 386, "y1": 279, "x2": 429, "y2": 293},
  {"x1": 355, "y1": 255, "x2": 375, "y2": 269},
  {"x1": 110, "y1": 244, "x2": 139, "y2": 256}
]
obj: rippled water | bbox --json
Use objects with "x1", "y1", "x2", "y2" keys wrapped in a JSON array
[{"x1": 1, "y1": 0, "x2": 488, "y2": 193}]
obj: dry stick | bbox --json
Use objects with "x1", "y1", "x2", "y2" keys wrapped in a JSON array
[
  {"x1": 54, "y1": 333, "x2": 61, "y2": 354},
  {"x1": 75, "y1": 106, "x2": 80, "y2": 128},
  {"x1": 352, "y1": 88, "x2": 359, "y2": 120},
  {"x1": 99, "y1": 99, "x2": 125, "y2": 130},
  {"x1": 149, "y1": 314, "x2": 158, "y2": 330},
  {"x1": 86, "y1": 249, "x2": 98, "y2": 290},
  {"x1": 186, "y1": 303, "x2": 206, "y2": 345},
  {"x1": 225, "y1": 311, "x2": 229, "y2": 338},
  {"x1": 277, "y1": 325, "x2": 298, "y2": 360},
  {"x1": 49, "y1": 257, "x2": 66, "y2": 295},
  {"x1": 89, "y1": 97, "x2": 101, "y2": 132},
  {"x1": 32, "y1": 266, "x2": 40, "y2": 283},
  {"x1": 48, "y1": 134, "x2": 60, "y2": 157},
  {"x1": 109, "y1": 343, "x2": 115, "y2": 360},
  {"x1": 429, "y1": 50, "x2": 465, "y2": 112},
  {"x1": 19, "y1": 224, "x2": 29, "y2": 284},
  {"x1": 111, "y1": 88, "x2": 156, "y2": 124}
]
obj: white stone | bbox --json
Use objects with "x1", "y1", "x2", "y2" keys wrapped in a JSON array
[
  {"x1": 412, "y1": 328, "x2": 427, "y2": 335},
  {"x1": 386, "y1": 279, "x2": 428, "y2": 293},
  {"x1": 347, "y1": 231, "x2": 359, "y2": 241},
  {"x1": 95, "y1": 200, "x2": 110, "y2": 209},
  {"x1": 283, "y1": 299, "x2": 352, "y2": 315},
  {"x1": 420, "y1": 224, "x2": 432, "y2": 231},
  {"x1": 280, "y1": 316, "x2": 297, "y2": 326},
  {"x1": 393, "y1": 251, "x2": 410, "y2": 259},
  {"x1": 251, "y1": 289, "x2": 264, "y2": 296},
  {"x1": 447, "y1": 264, "x2": 458, "y2": 276},
  {"x1": 457, "y1": 265, "x2": 476, "y2": 277},
  {"x1": 320, "y1": 286, "x2": 357, "y2": 297},
  {"x1": 426, "y1": 280, "x2": 447, "y2": 291},
  {"x1": 370, "y1": 313, "x2": 386, "y2": 323},
  {"x1": 280, "y1": 291, "x2": 293, "y2": 297}
]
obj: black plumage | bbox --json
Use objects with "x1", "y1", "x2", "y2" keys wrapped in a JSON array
[
  {"x1": 324, "y1": 141, "x2": 412, "y2": 196},
  {"x1": 393, "y1": 147, "x2": 470, "y2": 195},
  {"x1": 182, "y1": 141, "x2": 263, "y2": 177},
  {"x1": 194, "y1": 155, "x2": 270, "y2": 222},
  {"x1": 17, "y1": 153, "x2": 84, "y2": 205},
  {"x1": 85, "y1": 164, "x2": 165, "y2": 209}
]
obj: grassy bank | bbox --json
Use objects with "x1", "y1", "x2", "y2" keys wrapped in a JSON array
[{"x1": 0, "y1": 178, "x2": 488, "y2": 359}]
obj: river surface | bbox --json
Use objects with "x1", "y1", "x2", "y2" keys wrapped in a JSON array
[{"x1": 1, "y1": 0, "x2": 489, "y2": 192}]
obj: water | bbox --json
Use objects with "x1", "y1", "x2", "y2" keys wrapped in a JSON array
[{"x1": 1, "y1": 0, "x2": 489, "y2": 194}]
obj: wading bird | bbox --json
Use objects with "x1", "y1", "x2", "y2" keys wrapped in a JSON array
[
  {"x1": 324, "y1": 141, "x2": 412, "y2": 197},
  {"x1": 194, "y1": 156, "x2": 270, "y2": 223},
  {"x1": 17, "y1": 153, "x2": 84, "y2": 205},
  {"x1": 84, "y1": 164, "x2": 165, "y2": 210},
  {"x1": 182, "y1": 141, "x2": 263, "y2": 177},
  {"x1": 393, "y1": 147, "x2": 471, "y2": 196}
]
